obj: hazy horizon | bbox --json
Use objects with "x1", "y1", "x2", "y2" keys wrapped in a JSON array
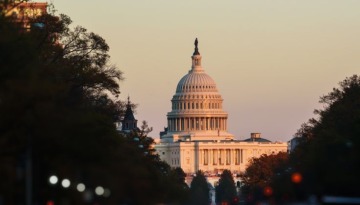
[{"x1": 46, "y1": 0, "x2": 360, "y2": 142}]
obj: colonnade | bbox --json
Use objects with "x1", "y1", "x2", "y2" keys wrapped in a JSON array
[
  {"x1": 168, "y1": 117, "x2": 227, "y2": 131},
  {"x1": 172, "y1": 101, "x2": 221, "y2": 110},
  {"x1": 198, "y1": 149, "x2": 244, "y2": 166}
]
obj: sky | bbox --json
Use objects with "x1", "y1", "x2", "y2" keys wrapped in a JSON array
[{"x1": 45, "y1": 0, "x2": 359, "y2": 141}]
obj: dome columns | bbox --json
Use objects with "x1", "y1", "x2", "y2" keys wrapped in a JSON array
[
  {"x1": 171, "y1": 97, "x2": 223, "y2": 111},
  {"x1": 167, "y1": 116, "x2": 228, "y2": 132}
]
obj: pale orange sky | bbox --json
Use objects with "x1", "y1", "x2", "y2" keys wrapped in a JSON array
[{"x1": 48, "y1": 0, "x2": 360, "y2": 141}]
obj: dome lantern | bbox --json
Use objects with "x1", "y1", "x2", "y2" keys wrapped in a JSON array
[{"x1": 191, "y1": 38, "x2": 203, "y2": 71}]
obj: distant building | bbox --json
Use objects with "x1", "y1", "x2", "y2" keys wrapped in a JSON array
[
  {"x1": 155, "y1": 39, "x2": 288, "y2": 175},
  {"x1": 2, "y1": 0, "x2": 47, "y2": 29},
  {"x1": 119, "y1": 97, "x2": 139, "y2": 134},
  {"x1": 288, "y1": 136, "x2": 302, "y2": 153}
]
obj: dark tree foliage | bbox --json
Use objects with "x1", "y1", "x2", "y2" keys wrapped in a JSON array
[
  {"x1": 215, "y1": 169, "x2": 237, "y2": 204},
  {"x1": 0, "y1": 7, "x2": 130, "y2": 204},
  {"x1": 189, "y1": 170, "x2": 210, "y2": 205},
  {"x1": 241, "y1": 152, "x2": 288, "y2": 189},
  {"x1": 289, "y1": 75, "x2": 360, "y2": 197},
  {"x1": 165, "y1": 167, "x2": 190, "y2": 204},
  {"x1": 240, "y1": 152, "x2": 288, "y2": 202},
  {"x1": 121, "y1": 121, "x2": 189, "y2": 204},
  {"x1": 0, "y1": 4, "x2": 189, "y2": 205}
]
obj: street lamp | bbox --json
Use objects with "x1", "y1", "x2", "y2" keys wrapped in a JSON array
[
  {"x1": 77, "y1": 183, "x2": 86, "y2": 192},
  {"x1": 61, "y1": 179, "x2": 71, "y2": 188},
  {"x1": 49, "y1": 175, "x2": 58, "y2": 185},
  {"x1": 95, "y1": 186, "x2": 104, "y2": 196}
]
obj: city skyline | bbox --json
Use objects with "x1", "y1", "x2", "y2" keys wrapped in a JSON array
[{"x1": 48, "y1": 0, "x2": 360, "y2": 141}]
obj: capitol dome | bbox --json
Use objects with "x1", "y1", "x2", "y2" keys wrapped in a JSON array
[
  {"x1": 161, "y1": 38, "x2": 234, "y2": 142},
  {"x1": 155, "y1": 39, "x2": 288, "y2": 175},
  {"x1": 176, "y1": 71, "x2": 218, "y2": 93}
]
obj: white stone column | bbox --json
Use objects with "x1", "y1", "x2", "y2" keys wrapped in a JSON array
[
  {"x1": 184, "y1": 117, "x2": 187, "y2": 131},
  {"x1": 231, "y1": 149, "x2": 235, "y2": 165},
  {"x1": 213, "y1": 118, "x2": 215, "y2": 130},
  {"x1": 176, "y1": 118, "x2": 179, "y2": 131},
  {"x1": 170, "y1": 119, "x2": 172, "y2": 131},
  {"x1": 214, "y1": 149, "x2": 218, "y2": 165},
  {"x1": 202, "y1": 117, "x2": 205, "y2": 130},
  {"x1": 212, "y1": 118, "x2": 214, "y2": 130},
  {"x1": 219, "y1": 149, "x2": 224, "y2": 165},
  {"x1": 205, "y1": 149, "x2": 208, "y2": 165},
  {"x1": 195, "y1": 117, "x2": 200, "y2": 130},
  {"x1": 206, "y1": 117, "x2": 209, "y2": 130},
  {"x1": 208, "y1": 117, "x2": 211, "y2": 130},
  {"x1": 188, "y1": 118, "x2": 191, "y2": 130},
  {"x1": 184, "y1": 118, "x2": 187, "y2": 131},
  {"x1": 177, "y1": 118, "x2": 180, "y2": 131},
  {"x1": 173, "y1": 118, "x2": 176, "y2": 131},
  {"x1": 219, "y1": 118, "x2": 222, "y2": 130},
  {"x1": 191, "y1": 117, "x2": 193, "y2": 130},
  {"x1": 188, "y1": 118, "x2": 190, "y2": 131},
  {"x1": 174, "y1": 118, "x2": 176, "y2": 131},
  {"x1": 173, "y1": 119, "x2": 176, "y2": 131},
  {"x1": 181, "y1": 118, "x2": 183, "y2": 131},
  {"x1": 240, "y1": 149, "x2": 243, "y2": 164}
]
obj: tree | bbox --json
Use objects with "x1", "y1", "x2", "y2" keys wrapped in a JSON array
[
  {"x1": 120, "y1": 121, "x2": 190, "y2": 204},
  {"x1": 215, "y1": 169, "x2": 238, "y2": 205},
  {"x1": 290, "y1": 75, "x2": 360, "y2": 197},
  {"x1": 126, "y1": 120, "x2": 155, "y2": 156},
  {"x1": 164, "y1": 167, "x2": 190, "y2": 204},
  {"x1": 241, "y1": 152, "x2": 288, "y2": 189},
  {"x1": 0, "y1": 3, "x2": 190, "y2": 205},
  {"x1": 0, "y1": 2, "x2": 208, "y2": 204},
  {"x1": 189, "y1": 170, "x2": 210, "y2": 205},
  {"x1": 0, "y1": 6, "x2": 130, "y2": 204},
  {"x1": 240, "y1": 152, "x2": 288, "y2": 203}
]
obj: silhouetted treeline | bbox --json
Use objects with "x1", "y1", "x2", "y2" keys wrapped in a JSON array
[
  {"x1": 241, "y1": 75, "x2": 360, "y2": 204},
  {"x1": 0, "y1": 3, "x2": 189, "y2": 205}
]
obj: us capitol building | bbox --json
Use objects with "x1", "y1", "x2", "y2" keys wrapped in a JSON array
[{"x1": 154, "y1": 39, "x2": 287, "y2": 175}]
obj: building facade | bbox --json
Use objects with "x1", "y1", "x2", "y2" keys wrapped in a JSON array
[
  {"x1": 2, "y1": 1, "x2": 47, "y2": 29},
  {"x1": 155, "y1": 39, "x2": 287, "y2": 174}
]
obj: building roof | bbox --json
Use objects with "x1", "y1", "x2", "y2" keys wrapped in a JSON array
[
  {"x1": 123, "y1": 97, "x2": 135, "y2": 121},
  {"x1": 243, "y1": 137, "x2": 271, "y2": 142}
]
